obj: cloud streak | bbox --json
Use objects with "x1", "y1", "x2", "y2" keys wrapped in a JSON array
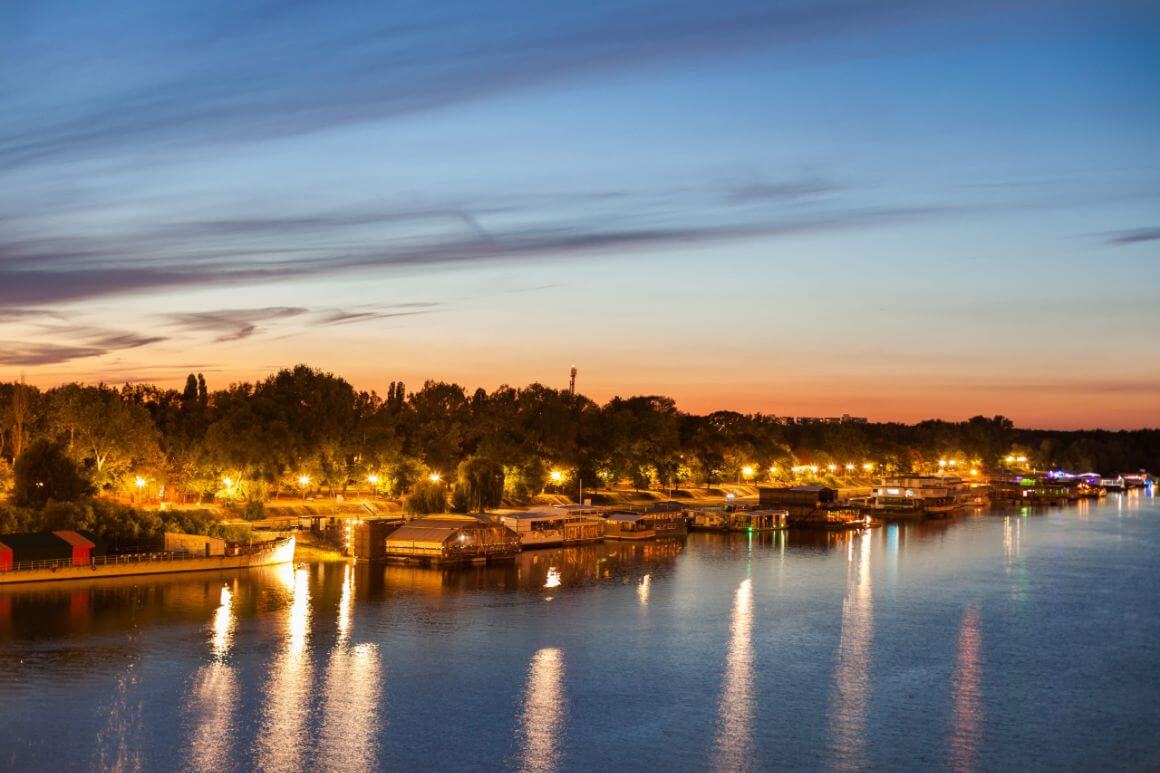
[
  {"x1": 0, "y1": 329, "x2": 165, "y2": 365},
  {"x1": 0, "y1": 1, "x2": 1006, "y2": 172},
  {"x1": 0, "y1": 199, "x2": 943, "y2": 307},
  {"x1": 162, "y1": 307, "x2": 309, "y2": 341},
  {"x1": 1107, "y1": 227, "x2": 1160, "y2": 245}
]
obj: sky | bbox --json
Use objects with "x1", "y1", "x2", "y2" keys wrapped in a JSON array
[{"x1": 1, "y1": 0, "x2": 1158, "y2": 430}]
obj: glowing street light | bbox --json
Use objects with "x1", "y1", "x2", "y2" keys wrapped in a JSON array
[
  {"x1": 768, "y1": 465, "x2": 778, "y2": 475},
  {"x1": 863, "y1": 463, "x2": 874, "y2": 472},
  {"x1": 222, "y1": 476, "x2": 234, "y2": 488},
  {"x1": 938, "y1": 459, "x2": 947, "y2": 468},
  {"x1": 1005, "y1": 455, "x2": 1016, "y2": 464},
  {"x1": 298, "y1": 474, "x2": 311, "y2": 487},
  {"x1": 741, "y1": 465, "x2": 755, "y2": 480},
  {"x1": 367, "y1": 474, "x2": 380, "y2": 485},
  {"x1": 827, "y1": 464, "x2": 836, "y2": 473},
  {"x1": 949, "y1": 459, "x2": 958, "y2": 467},
  {"x1": 429, "y1": 472, "x2": 442, "y2": 483},
  {"x1": 549, "y1": 470, "x2": 564, "y2": 483},
  {"x1": 134, "y1": 476, "x2": 146, "y2": 489},
  {"x1": 845, "y1": 464, "x2": 855, "y2": 472},
  {"x1": 970, "y1": 468, "x2": 980, "y2": 476}
]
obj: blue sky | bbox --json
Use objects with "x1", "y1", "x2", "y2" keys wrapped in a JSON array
[{"x1": 0, "y1": 0, "x2": 1157, "y2": 428}]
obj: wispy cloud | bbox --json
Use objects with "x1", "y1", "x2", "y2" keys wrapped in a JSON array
[
  {"x1": 1107, "y1": 227, "x2": 1160, "y2": 245},
  {"x1": 316, "y1": 305, "x2": 439, "y2": 326},
  {"x1": 0, "y1": 202, "x2": 942, "y2": 307},
  {"x1": 0, "y1": 1, "x2": 1001, "y2": 172},
  {"x1": 0, "y1": 328, "x2": 164, "y2": 365},
  {"x1": 162, "y1": 307, "x2": 308, "y2": 341}
]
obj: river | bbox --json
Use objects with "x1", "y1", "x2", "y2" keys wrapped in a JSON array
[{"x1": 2, "y1": 492, "x2": 1158, "y2": 771}]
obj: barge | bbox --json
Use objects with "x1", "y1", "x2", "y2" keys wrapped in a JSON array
[{"x1": 0, "y1": 535, "x2": 295, "y2": 585}]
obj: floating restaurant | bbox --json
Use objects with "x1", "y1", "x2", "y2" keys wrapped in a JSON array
[
  {"x1": 991, "y1": 476, "x2": 1072, "y2": 506},
  {"x1": 602, "y1": 510, "x2": 688, "y2": 541},
  {"x1": 756, "y1": 486, "x2": 867, "y2": 529},
  {"x1": 690, "y1": 507, "x2": 788, "y2": 532},
  {"x1": 499, "y1": 507, "x2": 605, "y2": 549},
  {"x1": 381, "y1": 513, "x2": 521, "y2": 565},
  {"x1": 871, "y1": 476, "x2": 965, "y2": 518}
]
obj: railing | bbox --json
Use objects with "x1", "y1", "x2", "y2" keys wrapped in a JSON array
[{"x1": 1, "y1": 537, "x2": 292, "y2": 574}]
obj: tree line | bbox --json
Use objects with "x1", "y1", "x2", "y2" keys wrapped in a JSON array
[{"x1": 0, "y1": 365, "x2": 1156, "y2": 516}]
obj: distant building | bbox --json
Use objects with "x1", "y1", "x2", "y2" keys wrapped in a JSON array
[{"x1": 789, "y1": 415, "x2": 869, "y2": 425}]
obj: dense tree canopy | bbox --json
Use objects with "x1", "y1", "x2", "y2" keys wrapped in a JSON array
[
  {"x1": 11, "y1": 438, "x2": 93, "y2": 508},
  {"x1": 0, "y1": 366, "x2": 1156, "y2": 508}
]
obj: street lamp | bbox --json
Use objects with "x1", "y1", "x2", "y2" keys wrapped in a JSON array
[
  {"x1": 367, "y1": 474, "x2": 380, "y2": 486},
  {"x1": 549, "y1": 470, "x2": 564, "y2": 484},
  {"x1": 741, "y1": 465, "x2": 755, "y2": 482},
  {"x1": 298, "y1": 474, "x2": 311, "y2": 488},
  {"x1": 429, "y1": 472, "x2": 441, "y2": 483},
  {"x1": 222, "y1": 476, "x2": 234, "y2": 488},
  {"x1": 863, "y1": 463, "x2": 874, "y2": 472},
  {"x1": 134, "y1": 476, "x2": 146, "y2": 489}
]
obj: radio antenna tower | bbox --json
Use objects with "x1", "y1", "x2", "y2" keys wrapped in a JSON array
[{"x1": 569, "y1": 366, "x2": 577, "y2": 395}]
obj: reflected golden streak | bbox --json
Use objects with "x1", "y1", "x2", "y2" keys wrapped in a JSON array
[
  {"x1": 947, "y1": 605, "x2": 983, "y2": 773},
  {"x1": 255, "y1": 567, "x2": 313, "y2": 771},
  {"x1": 317, "y1": 563, "x2": 382, "y2": 770},
  {"x1": 637, "y1": 574, "x2": 651, "y2": 606},
  {"x1": 516, "y1": 647, "x2": 566, "y2": 772},
  {"x1": 182, "y1": 583, "x2": 238, "y2": 772},
  {"x1": 211, "y1": 584, "x2": 235, "y2": 660},
  {"x1": 827, "y1": 530, "x2": 873, "y2": 770},
  {"x1": 337, "y1": 563, "x2": 354, "y2": 645},
  {"x1": 713, "y1": 577, "x2": 754, "y2": 771},
  {"x1": 318, "y1": 642, "x2": 382, "y2": 771}
]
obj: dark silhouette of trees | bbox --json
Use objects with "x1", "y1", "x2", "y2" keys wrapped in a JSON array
[
  {"x1": 12, "y1": 439, "x2": 93, "y2": 508},
  {"x1": 0, "y1": 368, "x2": 1156, "y2": 509}
]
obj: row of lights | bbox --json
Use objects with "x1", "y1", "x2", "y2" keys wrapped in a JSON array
[{"x1": 146, "y1": 453, "x2": 1018, "y2": 495}]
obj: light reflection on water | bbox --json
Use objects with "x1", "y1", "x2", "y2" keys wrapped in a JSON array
[
  {"x1": 827, "y1": 529, "x2": 873, "y2": 771},
  {"x1": 255, "y1": 566, "x2": 313, "y2": 771},
  {"x1": 182, "y1": 583, "x2": 238, "y2": 773},
  {"x1": 516, "y1": 647, "x2": 566, "y2": 772},
  {"x1": 318, "y1": 565, "x2": 381, "y2": 771},
  {"x1": 947, "y1": 605, "x2": 984, "y2": 772},
  {"x1": 713, "y1": 577, "x2": 754, "y2": 771},
  {"x1": 3, "y1": 498, "x2": 1159, "y2": 770}
]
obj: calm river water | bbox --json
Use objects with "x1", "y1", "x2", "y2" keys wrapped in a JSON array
[{"x1": 2, "y1": 493, "x2": 1158, "y2": 771}]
